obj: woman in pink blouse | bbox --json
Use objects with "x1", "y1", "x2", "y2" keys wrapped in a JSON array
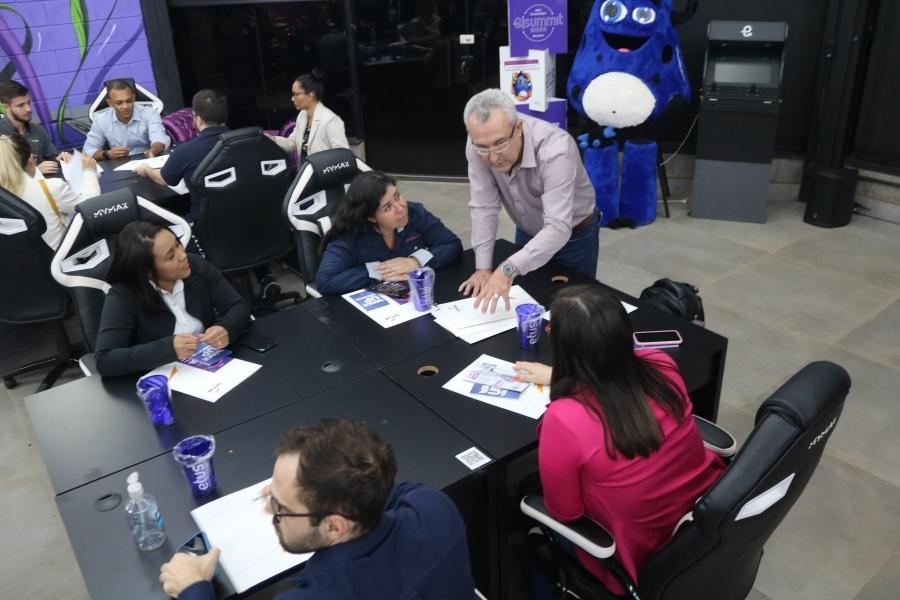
[{"x1": 515, "y1": 285, "x2": 725, "y2": 594}]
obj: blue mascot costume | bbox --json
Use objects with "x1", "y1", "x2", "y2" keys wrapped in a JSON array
[{"x1": 568, "y1": 0, "x2": 698, "y2": 225}]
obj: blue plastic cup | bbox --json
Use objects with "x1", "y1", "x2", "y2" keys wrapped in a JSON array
[
  {"x1": 136, "y1": 374, "x2": 175, "y2": 427},
  {"x1": 516, "y1": 303, "x2": 544, "y2": 350},
  {"x1": 172, "y1": 435, "x2": 217, "y2": 498},
  {"x1": 408, "y1": 267, "x2": 436, "y2": 311}
]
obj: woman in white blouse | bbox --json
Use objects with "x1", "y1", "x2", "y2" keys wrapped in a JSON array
[
  {"x1": 0, "y1": 133, "x2": 100, "y2": 248},
  {"x1": 270, "y1": 69, "x2": 349, "y2": 163}
]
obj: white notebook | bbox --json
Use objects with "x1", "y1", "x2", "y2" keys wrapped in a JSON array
[{"x1": 190, "y1": 478, "x2": 312, "y2": 593}]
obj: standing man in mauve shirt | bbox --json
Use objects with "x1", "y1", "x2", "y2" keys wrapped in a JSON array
[{"x1": 459, "y1": 89, "x2": 599, "y2": 314}]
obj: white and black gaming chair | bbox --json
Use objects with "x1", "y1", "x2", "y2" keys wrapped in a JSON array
[
  {"x1": 50, "y1": 189, "x2": 190, "y2": 370},
  {"x1": 190, "y1": 126, "x2": 301, "y2": 308},
  {"x1": 521, "y1": 361, "x2": 850, "y2": 600},
  {"x1": 0, "y1": 188, "x2": 83, "y2": 390},
  {"x1": 88, "y1": 77, "x2": 164, "y2": 122},
  {"x1": 282, "y1": 148, "x2": 371, "y2": 297}
]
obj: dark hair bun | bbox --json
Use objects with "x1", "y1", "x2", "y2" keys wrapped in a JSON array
[{"x1": 310, "y1": 68, "x2": 325, "y2": 81}]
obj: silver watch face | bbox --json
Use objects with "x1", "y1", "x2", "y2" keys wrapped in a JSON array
[{"x1": 501, "y1": 263, "x2": 516, "y2": 277}]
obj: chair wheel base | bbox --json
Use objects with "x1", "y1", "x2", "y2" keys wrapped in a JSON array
[{"x1": 4, "y1": 376, "x2": 17, "y2": 389}]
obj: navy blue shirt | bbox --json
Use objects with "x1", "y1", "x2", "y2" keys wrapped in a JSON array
[
  {"x1": 179, "y1": 482, "x2": 475, "y2": 600},
  {"x1": 315, "y1": 202, "x2": 462, "y2": 295},
  {"x1": 160, "y1": 125, "x2": 229, "y2": 221}
]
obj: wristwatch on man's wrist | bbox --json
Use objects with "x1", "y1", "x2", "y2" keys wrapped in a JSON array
[
  {"x1": 102, "y1": 150, "x2": 109, "y2": 160},
  {"x1": 499, "y1": 261, "x2": 518, "y2": 280}
]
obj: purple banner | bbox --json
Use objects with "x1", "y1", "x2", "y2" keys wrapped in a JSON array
[
  {"x1": 517, "y1": 98, "x2": 568, "y2": 131},
  {"x1": 508, "y1": 0, "x2": 568, "y2": 56}
]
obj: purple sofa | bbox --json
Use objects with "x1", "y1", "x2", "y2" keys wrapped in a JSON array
[{"x1": 162, "y1": 108, "x2": 199, "y2": 145}]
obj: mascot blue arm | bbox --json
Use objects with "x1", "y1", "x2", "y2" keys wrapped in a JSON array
[{"x1": 568, "y1": 0, "x2": 697, "y2": 225}]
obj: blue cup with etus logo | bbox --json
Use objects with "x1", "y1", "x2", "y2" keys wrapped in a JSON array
[
  {"x1": 173, "y1": 435, "x2": 217, "y2": 498},
  {"x1": 408, "y1": 267, "x2": 436, "y2": 311},
  {"x1": 136, "y1": 374, "x2": 175, "y2": 427},
  {"x1": 516, "y1": 303, "x2": 544, "y2": 350}
]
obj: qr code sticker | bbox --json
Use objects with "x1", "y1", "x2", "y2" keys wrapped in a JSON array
[{"x1": 455, "y1": 447, "x2": 492, "y2": 470}]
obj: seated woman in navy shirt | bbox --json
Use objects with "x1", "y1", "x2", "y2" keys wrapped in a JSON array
[
  {"x1": 315, "y1": 171, "x2": 462, "y2": 295},
  {"x1": 95, "y1": 220, "x2": 251, "y2": 376}
]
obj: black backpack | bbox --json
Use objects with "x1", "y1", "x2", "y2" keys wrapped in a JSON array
[{"x1": 639, "y1": 278, "x2": 705, "y2": 326}]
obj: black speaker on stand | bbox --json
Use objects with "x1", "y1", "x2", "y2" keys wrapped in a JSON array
[{"x1": 800, "y1": 0, "x2": 879, "y2": 228}]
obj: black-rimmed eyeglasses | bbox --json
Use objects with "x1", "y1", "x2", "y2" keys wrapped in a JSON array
[{"x1": 266, "y1": 494, "x2": 356, "y2": 524}]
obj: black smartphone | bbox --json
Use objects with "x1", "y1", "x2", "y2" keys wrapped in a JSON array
[
  {"x1": 366, "y1": 280, "x2": 410, "y2": 299},
  {"x1": 178, "y1": 532, "x2": 210, "y2": 556},
  {"x1": 237, "y1": 331, "x2": 279, "y2": 352}
]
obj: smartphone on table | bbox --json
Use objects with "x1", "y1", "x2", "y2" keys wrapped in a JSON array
[{"x1": 633, "y1": 329, "x2": 683, "y2": 349}]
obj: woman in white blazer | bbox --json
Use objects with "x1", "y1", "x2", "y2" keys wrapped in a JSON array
[
  {"x1": 271, "y1": 69, "x2": 349, "y2": 163},
  {"x1": 0, "y1": 133, "x2": 100, "y2": 249}
]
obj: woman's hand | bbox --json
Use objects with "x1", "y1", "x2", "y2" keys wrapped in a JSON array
[
  {"x1": 378, "y1": 257, "x2": 420, "y2": 281},
  {"x1": 514, "y1": 361, "x2": 552, "y2": 386},
  {"x1": 173, "y1": 334, "x2": 200, "y2": 360},
  {"x1": 198, "y1": 325, "x2": 230, "y2": 350}
]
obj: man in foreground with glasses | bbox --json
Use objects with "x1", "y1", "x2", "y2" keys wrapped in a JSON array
[
  {"x1": 460, "y1": 89, "x2": 599, "y2": 314},
  {"x1": 159, "y1": 418, "x2": 475, "y2": 599}
]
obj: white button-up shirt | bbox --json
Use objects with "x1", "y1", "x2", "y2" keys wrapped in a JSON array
[
  {"x1": 83, "y1": 104, "x2": 170, "y2": 156},
  {"x1": 152, "y1": 279, "x2": 204, "y2": 335}
]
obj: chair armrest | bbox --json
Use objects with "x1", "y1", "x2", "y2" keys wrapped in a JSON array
[
  {"x1": 305, "y1": 283, "x2": 322, "y2": 299},
  {"x1": 78, "y1": 353, "x2": 96, "y2": 376},
  {"x1": 520, "y1": 495, "x2": 616, "y2": 559},
  {"x1": 694, "y1": 414, "x2": 737, "y2": 458}
]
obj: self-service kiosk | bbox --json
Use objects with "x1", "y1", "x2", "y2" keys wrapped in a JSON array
[{"x1": 690, "y1": 21, "x2": 788, "y2": 223}]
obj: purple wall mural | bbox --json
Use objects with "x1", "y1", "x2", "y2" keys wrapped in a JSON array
[{"x1": 0, "y1": 0, "x2": 157, "y2": 147}]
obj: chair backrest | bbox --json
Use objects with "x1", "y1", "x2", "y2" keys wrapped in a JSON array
[
  {"x1": 162, "y1": 107, "x2": 199, "y2": 144},
  {"x1": 282, "y1": 148, "x2": 371, "y2": 283},
  {"x1": 0, "y1": 187, "x2": 69, "y2": 325},
  {"x1": 88, "y1": 78, "x2": 164, "y2": 122},
  {"x1": 638, "y1": 361, "x2": 851, "y2": 600},
  {"x1": 51, "y1": 190, "x2": 191, "y2": 351},
  {"x1": 190, "y1": 127, "x2": 294, "y2": 273}
]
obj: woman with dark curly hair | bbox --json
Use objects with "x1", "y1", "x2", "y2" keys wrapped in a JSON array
[{"x1": 315, "y1": 171, "x2": 462, "y2": 295}]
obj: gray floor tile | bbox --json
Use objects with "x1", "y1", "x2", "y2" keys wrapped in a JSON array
[
  {"x1": 702, "y1": 302, "x2": 831, "y2": 412},
  {"x1": 836, "y1": 299, "x2": 900, "y2": 370},
  {"x1": 815, "y1": 348, "x2": 900, "y2": 489},
  {"x1": 854, "y1": 549, "x2": 900, "y2": 600},
  {"x1": 597, "y1": 260, "x2": 661, "y2": 299},
  {"x1": 775, "y1": 226, "x2": 900, "y2": 293},
  {"x1": 753, "y1": 455, "x2": 900, "y2": 600},
  {"x1": 702, "y1": 256, "x2": 895, "y2": 344},
  {"x1": 601, "y1": 219, "x2": 767, "y2": 288},
  {"x1": 746, "y1": 588, "x2": 775, "y2": 600}
]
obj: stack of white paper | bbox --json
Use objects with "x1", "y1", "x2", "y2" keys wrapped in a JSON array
[
  {"x1": 191, "y1": 478, "x2": 312, "y2": 594},
  {"x1": 443, "y1": 354, "x2": 551, "y2": 419},
  {"x1": 113, "y1": 154, "x2": 170, "y2": 171},
  {"x1": 431, "y1": 285, "x2": 543, "y2": 344},
  {"x1": 144, "y1": 359, "x2": 261, "y2": 402}
]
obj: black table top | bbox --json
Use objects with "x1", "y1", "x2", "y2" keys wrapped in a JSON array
[
  {"x1": 26, "y1": 307, "x2": 375, "y2": 495},
  {"x1": 55, "y1": 373, "x2": 480, "y2": 600},
  {"x1": 98, "y1": 154, "x2": 188, "y2": 213}
]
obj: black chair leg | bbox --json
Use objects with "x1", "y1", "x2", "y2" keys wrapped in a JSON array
[{"x1": 3, "y1": 320, "x2": 84, "y2": 391}]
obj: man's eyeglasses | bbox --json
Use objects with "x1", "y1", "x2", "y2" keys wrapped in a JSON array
[
  {"x1": 266, "y1": 494, "x2": 356, "y2": 524},
  {"x1": 472, "y1": 125, "x2": 517, "y2": 156}
]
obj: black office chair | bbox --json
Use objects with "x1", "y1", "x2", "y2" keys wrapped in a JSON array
[
  {"x1": 0, "y1": 188, "x2": 83, "y2": 391},
  {"x1": 87, "y1": 77, "x2": 164, "y2": 122},
  {"x1": 521, "y1": 361, "x2": 850, "y2": 600},
  {"x1": 191, "y1": 126, "x2": 301, "y2": 308},
  {"x1": 50, "y1": 189, "x2": 192, "y2": 370},
  {"x1": 283, "y1": 148, "x2": 371, "y2": 297}
]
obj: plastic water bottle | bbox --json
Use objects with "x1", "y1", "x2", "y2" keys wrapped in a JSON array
[{"x1": 124, "y1": 472, "x2": 167, "y2": 551}]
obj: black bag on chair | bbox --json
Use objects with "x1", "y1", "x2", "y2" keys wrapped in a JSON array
[{"x1": 639, "y1": 278, "x2": 705, "y2": 326}]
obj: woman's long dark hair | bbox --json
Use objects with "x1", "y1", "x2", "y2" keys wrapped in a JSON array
[
  {"x1": 549, "y1": 284, "x2": 687, "y2": 459},
  {"x1": 319, "y1": 171, "x2": 396, "y2": 254},
  {"x1": 106, "y1": 221, "x2": 169, "y2": 312}
]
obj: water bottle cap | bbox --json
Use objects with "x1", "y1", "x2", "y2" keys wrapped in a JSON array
[
  {"x1": 126, "y1": 471, "x2": 140, "y2": 486},
  {"x1": 127, "y1": 481, "x2": 144, "y2": 500}
]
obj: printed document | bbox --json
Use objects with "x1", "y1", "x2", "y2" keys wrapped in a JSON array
[
  {"x1": 443, "y1": 354, "x2": 551, "y2": 419},
  {"x1": 144, "y1": 359, "x2": 261, "y2": 402},
  {"x1": 191, "y1": 478, "x2": 312, "y2": 593},
  {"x1": 341, "y1": 287, "x2": 429, "y2": 328}
]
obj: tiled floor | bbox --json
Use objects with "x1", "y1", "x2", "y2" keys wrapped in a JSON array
[{"x1": 2, "y1": 179, "x2": 898, "y2": 599}]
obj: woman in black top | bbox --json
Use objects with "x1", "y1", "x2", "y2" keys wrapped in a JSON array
[{"x1": 94, "y1": 221, "x2": 251, "y2": 376}]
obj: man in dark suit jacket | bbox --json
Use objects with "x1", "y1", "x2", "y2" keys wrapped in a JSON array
[{"x1": 160, "y1": 419, "x2": 476, "y2": 600}]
